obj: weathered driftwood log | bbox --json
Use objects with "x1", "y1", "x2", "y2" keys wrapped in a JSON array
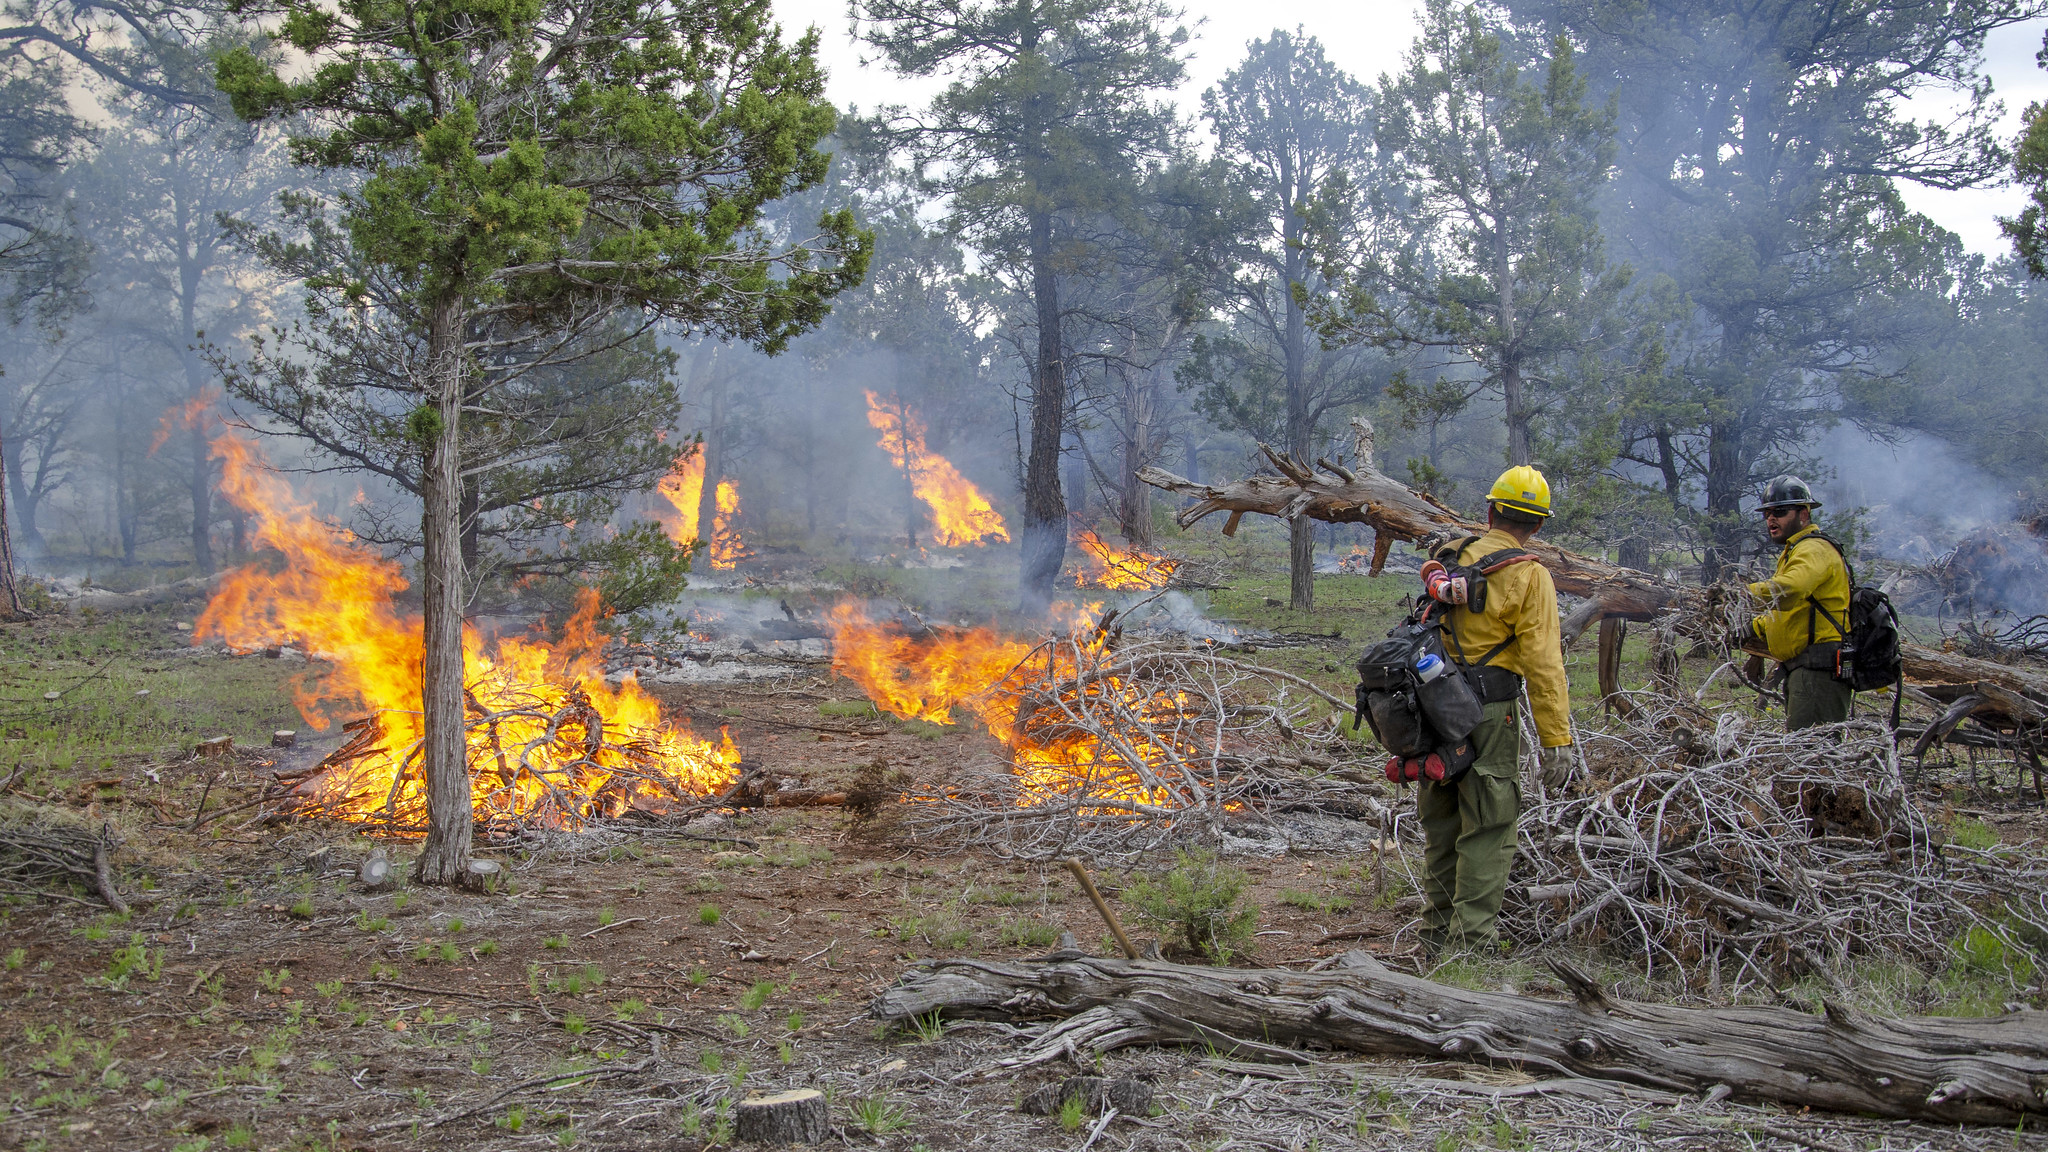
[
  {"x1": 871, "y1": 952, "x2": 2048, "y2": 1125},
  {"x1": 1137, "y1": 421, "x2": 1693, "y2": 639}
]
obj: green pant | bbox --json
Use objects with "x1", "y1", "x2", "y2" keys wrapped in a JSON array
[
  {"x1": 1417, "y1": 700, "x2": 1521, "y2": 952},
  {"x1": 1786, "y1": 667, "x2": 1853, "y2": 731}
]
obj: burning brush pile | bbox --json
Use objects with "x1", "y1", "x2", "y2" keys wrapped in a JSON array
[
  {"x1": 1502, "y1": 690, "x2": 2048, "y2": 990},
  {"x1": 827, "y1": 601, "x2": 1384, "y2": 856},
  {"x1": 199, "y1": 433, "x2": 740, "y2": 838},
  {"x1": 1071, "y1": 529, "x2": 1181, "y2": 590}
]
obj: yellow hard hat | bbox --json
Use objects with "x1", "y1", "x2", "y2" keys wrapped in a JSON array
[{"x1": 1486, "y1": 465, "x2": 1552, "y2": 518}]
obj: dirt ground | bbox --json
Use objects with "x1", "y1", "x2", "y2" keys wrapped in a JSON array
[{"x1": 5, "y1": 602, "x2": 2048, "y2": 1151}]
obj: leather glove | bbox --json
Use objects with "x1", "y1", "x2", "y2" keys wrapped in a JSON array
[
  {"x1": 1726, "y1": 622, "x2": 1757, "y2": 653},
  {"x1": 1419, "y1": 560, "x2": 1469, "y2": 605},
  {"x1": 1539, "y1": 744, "x2": 1576, "y2": 792}
]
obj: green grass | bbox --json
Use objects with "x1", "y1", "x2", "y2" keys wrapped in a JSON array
[
  {"x1": 1278, "y1": 888, "x2": 1355, "y2": 916},
  {"x1": 1948, "y1": 816, "x2": 2000, "y2": 851},
  {"x1": 818, "y1": 700, "x2": 878, "y2": 719},
  {"x1": 0, "y1": 610, "x2": 308, "y2": 790},
  {"x1": 849, "y1": 1096, "x2": 911, "y2": 1135},
  {"x1": 997, "y1": 918, "x2": 1060, "y2": 948}
]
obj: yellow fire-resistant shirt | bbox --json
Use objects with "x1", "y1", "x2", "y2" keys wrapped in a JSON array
[
  {"x1": 1439, "y1": 529, "x2": 1573, "y2": 748},
  {"x1": 1745, "y1": 524, "x2": 1850, "y2": 663}
]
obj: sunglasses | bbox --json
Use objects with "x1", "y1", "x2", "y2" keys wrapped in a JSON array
[{"x1": 1761, "y1": 506, "x2": 1803, "y2": 519}]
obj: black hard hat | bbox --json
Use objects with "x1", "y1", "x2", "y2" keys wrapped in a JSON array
[{"x1": 1757, "y1": 474, "x2": 1820, "y2": 511}]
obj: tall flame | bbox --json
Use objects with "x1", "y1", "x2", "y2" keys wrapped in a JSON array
[
  {"x1": 1072, "y1": 529, "x2": 1180, "y2": 589},
  {"x1": 655, "y1": 450, "x2": 749, "y2": 572},
  {"x1": 149, "y1": 386, "x2": 222, "y2": 456},
  {"x1": 863, "y1": 391, "x2": 1009, "y2": 547},
  {"x1": 197, "y1": 430, "x2": 740, "y2": 830},
  {"x1": 655, "y1": 449, "x2": 705, "y2": 544},
  {"x1": 709, "y1": 479, "x2": 750, "y2": 569}
]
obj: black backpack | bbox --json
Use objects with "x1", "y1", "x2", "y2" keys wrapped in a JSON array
[
  {"x1": 1803, "y1": 532, "x2": 1903, "y2": 693},
  {"x1": 1354, "y1": 539, "x2": 1537, "y2": 782},
  {"x1": 1356, "y1": 612, "x2": 1476, "y2": 758}
]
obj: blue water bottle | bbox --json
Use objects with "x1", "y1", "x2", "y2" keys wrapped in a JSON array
[{"x1": 1414, "y1": 652, "x2": 1447, "y2": 683}]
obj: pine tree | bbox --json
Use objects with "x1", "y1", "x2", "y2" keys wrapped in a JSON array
[
  {"x1": 853, "y1": 0, "x2": 1188, "y2": 611},
  {"x1": 217, "y1": 0, "x2": 869, "y2": 883}
]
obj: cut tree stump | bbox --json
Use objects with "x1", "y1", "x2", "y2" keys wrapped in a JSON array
[
  {"x1": 732, "y1": 1088, "x2": 831, "y2": 1144},
  {"x1": 1018, "y1": 1075, "x2": 1153, "y2": 1116},
  {"x1": 871, "y1": 952, "x2": 2048, "y2": 1125}
]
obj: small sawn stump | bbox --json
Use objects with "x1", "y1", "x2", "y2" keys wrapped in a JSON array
[{"x1": 732, "y1": 1088, "x2": 830, "y2": 1144}]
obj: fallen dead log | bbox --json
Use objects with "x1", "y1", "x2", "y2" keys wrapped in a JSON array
[
  {"x1": 62, "y1": 572, "x2": 225, "y2": 614},
  {"x1": 1140, "y1": 424, "x2": 2048, "y2": 712},
  {"x1": 871, "y1": 952, "x2": 2048, "y2": 1124},
  {"x1": 1902, "y1": 647, "x2": 2048, "y2": 715},
  {"x1": 1137, "y1": 419, "x2": 1694, "y2": 640}
]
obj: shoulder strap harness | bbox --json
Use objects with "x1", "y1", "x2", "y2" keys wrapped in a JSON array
[{"x1": 1430, "y1": 538, "x2": 1542, "y2": 670}]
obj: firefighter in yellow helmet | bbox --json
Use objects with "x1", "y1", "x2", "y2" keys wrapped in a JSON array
[
  {"x1": 1412, "y1": 465, "x2": 1575, "y2": 953},
  {"x1": 1737, "y1": 475, "x2": 1853, "y2": 730}
]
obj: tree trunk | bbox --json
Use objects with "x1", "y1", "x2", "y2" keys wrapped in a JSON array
[
  {"x1": 1118, "y1": 369, "x2": 1153, "y2": 548},
  {"x1": 1498, "y1": 225, "x2": 1530, "y2": 467},
  {"x1": 459, "y1": 480, "x2": 480, "y2": 573},
  {"x1": 899, "y1": 399, "x2": 919, "y2": 548},
  {"x1": 1284, "y1": 212, "x2": 1313, "y2": 611},
  {"x1": 1702, "y1": 416, "x2": 1744, "y2": 581},
  {"x1": 1503, "y1": 360, "x2": 1530, "y2": 468},
  {"x1": 697, "y1": 353, "x2": 727, "y2": 539},
  {"x1": 1019, "y1": 208, "x2": 1067, "y2": 613},
  {"x1": 191, "y1": 426, "x2": 215, "y2": 573},
  {"x1": 870, "y1": 953, "x2": 2048, "y2": 1124},
  {"x1": 0, "y1": 439, "x2": 24, "y2": 620},
  {"x1": 413, "y1": 295, "x2": 473, "y2": 886},
  {"x1": 4, "y1": 447, "x2": 43, "y2": 557},
  {"x1": 182, "y1": 285, "x2": 215, "y2": 575}
]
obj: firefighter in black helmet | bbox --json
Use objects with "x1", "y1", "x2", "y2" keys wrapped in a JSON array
[{"x1": 1737, "y1": 476, "x2": 1853, "y2": 730}]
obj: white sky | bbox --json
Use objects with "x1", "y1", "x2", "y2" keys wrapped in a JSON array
[{"x1": 773, "y1": 0, "x2": 2048, "y2": 258}]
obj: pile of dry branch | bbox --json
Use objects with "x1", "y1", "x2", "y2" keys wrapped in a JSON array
[
  {"x1": 0, "y1": 817, "x2": 128, "y2": 912},
  {"x1": 898, "y1": 632, "x2": 1387, "y2": 858},
  {"x1": 1498, "y1": 697, "x2": 2048, "y2": 990},
  {"x1": 277, "y1": 691, "x2": 735, "y2": 839}
]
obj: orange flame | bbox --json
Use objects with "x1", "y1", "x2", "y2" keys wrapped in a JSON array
[
  {"x1": 825, "y1": 600, "x2": 1176, "y2": 808},
  {"x1": 655, "y1": 449, "x2": 705, "y2": 545},
  {"x1": 863, "y1": 391, "x2": 1009, "y2": 547},
  {"x1": 196, "y1": 430, "x2": 740, "y2": 830},
  {"x1": 825, "y1": 602, "x2": 1031, "y2": 725},
  {"x1": 1072, "y1": 529, "x2": 1180, "y2": 589},
  {"x1": 654, "y1": 450, "x2": 749, "y2": 572},
  {"x1": 149, "y1": 386, "x2": 222, "y2": 456},
  {"x1": 709, "y1": 479, "x2": 750, "y2": 569}
]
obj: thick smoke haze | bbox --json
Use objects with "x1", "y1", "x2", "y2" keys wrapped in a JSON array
[
  {"x1": 1812, "y1": 427, "x2": 2022, "y2": 562},
  {"x1": 5, "y1": 0, "x2": 2047, "y2": 607}
]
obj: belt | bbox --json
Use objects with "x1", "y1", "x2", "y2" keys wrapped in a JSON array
[
  {"x1": 1783, "y1": 641, "x2": 1841, "y2": 674},
  {"x1": 1768, "y1": 641, "x2": 1840, "y2": 688},
  {"x1": 1457, "y1": 664, "x2": 1523, "y2": 704}
]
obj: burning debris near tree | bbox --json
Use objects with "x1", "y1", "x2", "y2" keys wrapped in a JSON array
[{"x1": 196, "y1": 431, "x2": 742, "y2": 836}]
